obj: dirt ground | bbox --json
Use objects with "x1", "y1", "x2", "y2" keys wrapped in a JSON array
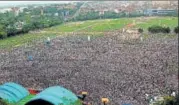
[{"x1": 0, "y1": 33, "x2": 178, "y2": 105}]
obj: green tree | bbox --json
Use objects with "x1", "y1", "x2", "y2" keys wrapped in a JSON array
[
  {"x1": 174, "y1": 26, "x2": 178, "y2": 34},
  {"x1": 0, "y1": 25, "x2": 7, "y2": 39},
  {"x1": 6, "y1": 26, "x2": 18, "y2": 36}
]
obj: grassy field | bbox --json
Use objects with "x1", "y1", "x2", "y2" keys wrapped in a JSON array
[
  {"x1": 0, "y1": 33, "x2": 58, "y2": 50},
  {"x1": 0, "y1": 17, "x2": 178, "y2": 50},
  {"x1": 44, "y1": 18, "x2": 133, "y2": 32},
  {"x1": 45, "y1": 17, "x2": 178, "y2": 32},
  {"x1": 134, "y1": 17, "x2": 178, "y2": 30}
]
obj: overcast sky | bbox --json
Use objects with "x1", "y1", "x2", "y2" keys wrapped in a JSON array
[{"x1": 0, "y1": 1, "x2": 76, "y2": 7}]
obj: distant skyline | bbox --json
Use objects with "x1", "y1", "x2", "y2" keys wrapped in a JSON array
[{"x1": 0, "y1": 1, "x2": 77, "y2": 7}]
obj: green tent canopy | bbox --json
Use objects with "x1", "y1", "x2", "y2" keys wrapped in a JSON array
[
  {"x1": 25, "y1": 86, "x2": 82, "y2": 105},
  {"x1": 0, "y1": 82, "x2": 29, "y2": 103}
]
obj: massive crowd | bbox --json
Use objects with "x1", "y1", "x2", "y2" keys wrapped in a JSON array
[{"x1": 0, "y1": 33, "x2": 178, "y2": 105}]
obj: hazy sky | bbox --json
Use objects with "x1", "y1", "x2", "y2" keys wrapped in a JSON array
[{"x1": 0, "y1": 1, "x2": 75, "y2": 7}]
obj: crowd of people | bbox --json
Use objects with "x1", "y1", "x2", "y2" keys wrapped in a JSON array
[{"x1": 0, "y1": 33, "x2": 178, "y2": 105}]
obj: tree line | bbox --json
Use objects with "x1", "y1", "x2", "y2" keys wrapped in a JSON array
[
  {"x1": 0, "y1": 3, "x2": 82, "y2": 39},
  {"x1": 72, "y1": 11, "x2": 146, "y2": 21}
]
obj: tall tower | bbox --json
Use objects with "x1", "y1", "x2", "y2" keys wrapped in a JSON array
[{"x1": 40, "y1": 7, "x2": 44, "y2": 15}]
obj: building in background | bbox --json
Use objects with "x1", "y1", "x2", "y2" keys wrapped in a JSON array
[
  {"x1": 144, "y1": 9, "x2": 176, "y2": 16},
  {"x1": 0, "y1": 8, "x2": 12, "y2": 13},
  {"x1": 11, "y1": 7, "x2": 20, "y2": 16}
]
